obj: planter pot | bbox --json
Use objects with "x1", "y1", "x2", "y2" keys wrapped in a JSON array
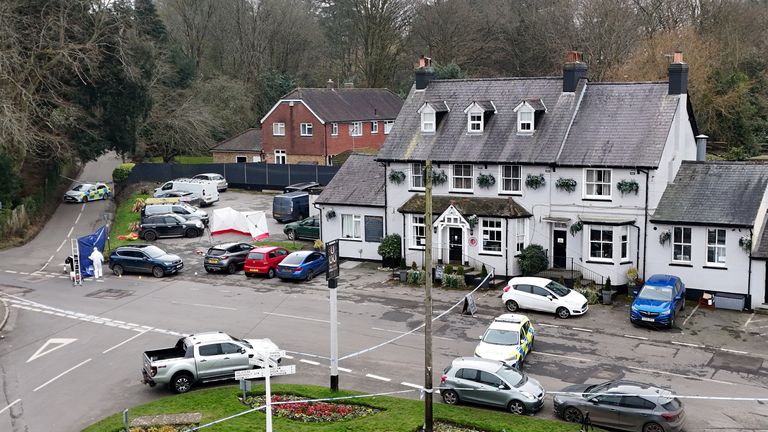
[
  {"x1": 399, "y1": 269, "x2": 408, "y2": 282},
  {"x1": 602, "y1": 290, "x2": 615, "y2": 305}
]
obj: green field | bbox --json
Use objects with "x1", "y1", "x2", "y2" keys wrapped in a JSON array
[{"x1": 83, "y1": 384, "x2": 577, "y2": 432}]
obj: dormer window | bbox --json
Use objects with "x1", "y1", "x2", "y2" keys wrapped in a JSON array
[
  {"x1": 513, "y1": 99, "x2": 546, "y2": 135},
  {"x1": 463, "y1": 101, "x2": 496, "y2": 134},
  {"x1": 418, "y1": 101, "x2": 449, "y2": 134},
  {"x1": 469, "y1": 112, "x2": 483, "y2": 132},
  {"x1": 519, "y1": 110, "x2": 533, "y2": 132}
]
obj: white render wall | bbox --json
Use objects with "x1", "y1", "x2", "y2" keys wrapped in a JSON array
[{"x1": 318, "y1": 205, "x2": 385, "y2": 260}]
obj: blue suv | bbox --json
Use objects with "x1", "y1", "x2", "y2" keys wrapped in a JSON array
[{"x1": 631, "y1": 274, "x2": 686, "y2": 328}]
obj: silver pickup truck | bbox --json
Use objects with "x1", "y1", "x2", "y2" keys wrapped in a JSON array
[{"x1": 142, "y1": 331, "x2": 281, "y2": 393}]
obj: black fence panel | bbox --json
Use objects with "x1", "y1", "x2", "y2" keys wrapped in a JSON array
[{"x1": 124, "y1": 162, "x2": 340, "y2": 191}]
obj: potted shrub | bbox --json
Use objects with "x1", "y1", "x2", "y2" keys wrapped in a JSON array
[
  {"x1": 399, "y1": 258, "x2": 408, "y2": 282},
  {"x1": 479, "y1": 264, "x2": 489, "y2": 288},
  {"x1": 377, "y1": 234, "x2": 401, "y2": 269},
  {"x1": 602, "y1": 277, "x2": 614, "y2": 305}
]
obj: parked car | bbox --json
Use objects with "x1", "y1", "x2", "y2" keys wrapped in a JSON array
[
  {"x1": 244, "y1": 246, "x2": 291, "y2": 278},
  {"x1": 139, "y1": 214, "x2": 204, "y2": 241},
  {"x1": 440, "y1": 357, "x2": 545, "y2": 415},
  {"x1": 502, "y1": 277, "x2": 589, "y2": 319},
  {"x1": 193, "y1": 173, "x2": 228, "y2": 192},
  {"x1": 63, "y1": 182, "x2": 111, "y2": 203},
  {"x1": 475, "y1": 314, "x2": 534, "y2": 368},
  {"x1": 276, "y1": 251, "x2": 327, "y2": 281},
  {"x1": 154, "y1": 179, "x2": 219, "y2": 206},
  {"x1": 631, "y1": 274, "x2": 686, "y2": 328},
  {"x1": 203, "y1": 242, "x2": 254, "y2": 274},
  {"x1": 283, "y1": 181, "x2": 320, "y2": 193},
  {"x1": 109, "y1": 244, "x2": 183, "y2": 278},
  {"x1": 272, "y1": 191, "x2": 309, "y2": 223},
  {"x1": 142, "y1": 202, "x2": 209, "y2": 226},
  {"x1": 142, "y1": 331, "x2": 280, "y2": 393},
  {"x1": 553, "y1": 380, "x2": 686, "y2": 432},
  {"x1": 152, "y1": 190, "x2": 202, "y2": 207},
  {"x1": 284, "y1": 215, "x2": 320, "y2": 240}
]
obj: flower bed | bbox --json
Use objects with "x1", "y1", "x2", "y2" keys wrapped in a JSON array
[{"x1": 245, "y1": 394, "x2": 380, "y2": 422}]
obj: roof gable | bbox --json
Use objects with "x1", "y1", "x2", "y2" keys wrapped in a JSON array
[
  {"x1": 211, "y1": 128, "x2": 263, "y2": 152},
  {"x1": 316, "y1": 154, "x2": 385, "y2": 207}
]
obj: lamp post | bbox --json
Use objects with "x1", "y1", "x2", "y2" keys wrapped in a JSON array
[{"x1": 424, "y1": 160, "x2": 433, "y2": 432}]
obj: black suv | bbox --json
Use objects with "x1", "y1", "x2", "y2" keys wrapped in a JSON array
[
  {"x1": 108, "y1": 244, "x2": 183, "y2": 278},
  {"x1": 204, "y1": 242, "x2": 253, "y2": 274},
  {"x1": 140, "y1": 213, "x2": 205, "y2": 241}
]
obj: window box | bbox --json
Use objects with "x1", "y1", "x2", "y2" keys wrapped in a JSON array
[
  {"x1": 525, "y1": 173, "x2": 545, "y2": 190},
  {"x1": 617, "y1": 179, "x2": 639, "y2": 195},
  {"x1": 476, "y1": 173, "x2": 496, "y2": 189},
  {"x1": 555, "y1": 178, "x2": 577, "y2": 193}
]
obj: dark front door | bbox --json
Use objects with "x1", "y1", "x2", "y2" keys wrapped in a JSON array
[
  {"x1": 449, "y1": 227, "x2": 463, "y2": 263},
  {"x1": 553, "y1": 229, "x2": 567, "y2": 268}
]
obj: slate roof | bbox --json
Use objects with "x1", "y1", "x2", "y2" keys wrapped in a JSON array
[
  {"x1": 282, "y1": 88, "x2": 403, "y2": 123},
  {"x1": 315, "y1": 154, "x2": 385, "y2": 207},
  {"x1": 377, "y1": 78, "x2": 684, "y2": 168},
  {"x1": 211, "y1": 128, "x2": 262, "y2": 152},
  {"x1": 651, "y1": 161, "x2": 768, "y2": 227},
  {"x1": 523, "y1": 99, "x2": 546, "y2": 111},
  {"x1": 753, "y1": 216, "x2": 768, "y2": 259},
  {"x1": 425, "y1": 101, "x2": 450, "y2": 112},
  {"x1": 398, "y1": 195, "x2": 531, "y2": 218}
]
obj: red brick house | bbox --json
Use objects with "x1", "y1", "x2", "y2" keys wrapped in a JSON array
[
  {"x1": 260, "y1": 87, "x2": 403, "y2": 165},
  {"x1": 210, "y1": 128, "x2": 263, "y2": 163}
]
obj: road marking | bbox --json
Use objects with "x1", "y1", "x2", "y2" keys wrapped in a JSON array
[
  {"x1": 4, "y1": 270, "x2": 17, "y2": 274},
  {"x1": 371, "y1": 327, "x2": 454, "y2": 341},
  {"x1": 0, "y1": 399, "x2": 20, "y2": 416},
  {"x1": 743, "y1": 313, "x2": 756, "y2": 329},
  {"x1": 623, "y1": 334, "x2": 648, "y2": 340},
  {"x1": 627, "y1": 366, "x2": 734, "y2": 385},
  {"x1": 338, "y1": 367, "x2": 352, "y2": 373},
  {"x1": 282, "y1": 355, "x2": 294, "y2": 359},
  {"x1": 671, "y1": 341, "x2": 703, "y2": 348},
  {"x1": 74, "y1": 212, "x2": 82, "y2": 224},
  {"x1": 536, "y1": 351, "x2": 594, "y2": 363},
  {"x1": 170, "y1": 301, "x2": 238, "y2": 311},
  {"x1": 401, "y1": 382, "x2": 423, "y2": 389},
  {"x1": 682, "y1": 303, "x2": 699, "y2": 327},
  {"x1": 366, "y1": 373, "x2": 391, "y2": 382},
  {"x1": 66, "y1": 226, "x2": 74, "y2": 238},
  {"x1": 19, "y1": 272, "x2": 28, "y2": 275},
  {"x1": 264, "y1": 312, "x2": 335, "y2": 324},
  {"x1": 719, "y1": 348, "x2": 749, "y2": 355},
  {"x1": 537, "y1": 323, "x2": 560, "y2": 328},
  {"x1": 571, "y1": 327, "x2": 593, "y2": 333},
  {"x1": 300, "y1": 359, "x2": 320, "y2": 366},
  {"x1": 27, "y1": 338, "x2": 78, "y2": 363},
  {"x1": 286, "y1": 351, "x2": 329, "y2": 360},
  {"x1": 55, "y1": 239, "x2": 67, "y2": 253},
  {"x1": 33, "y1": 358, "x2": 92, "y2": 392},
  {"x1": 103, "y1": 328, "x2": 152, "y2": 354}
]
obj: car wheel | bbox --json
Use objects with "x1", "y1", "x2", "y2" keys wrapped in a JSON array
[
  {"x1": 143, "y1": 230, "x2": 157, "y2": 241},
  {"x1": 227, "y1": 263, "x2": 237, "y2": 274},
  {"x1": 171, "y1": 372, "x2": 193, "y2": 394},
  {"x1": 306, "y1": 271, "x2": 313, "y2": 282},
  {"x1": 286, "y1": 230, "x2": 296, "y2": 240},
  {"x1": 112, "y1": 264, "x2": 124, "y2": 276},
  {"x1": 185, "y1": 228, "x2": 198, "y2": 238},
  {"x1": 680, "y1": 300, "x2": 686, "y2": 311},
  {"x1": 152, "y1": 266, "x2": 165, "y2": 278},
  {"x1": 507, "y1": 400, "x2": 526, "y2": 415},
  {"x1": 82, "y1": 196, "x2": 88, "y2": 203},
  {"x1": 669, "y1": 313, "x2": 675, "y2": 329},
  {"x1": 643, "y1": 422, "x2": 666, "y2": 432},
  {"x1": 267, "y1": 268, "x2": 275, "y2": 279},
  {"x1": 505, "y1": 300, "x2": 519, "y2": 312},
  {"x1": 556, "y1": 307, "x2": 571, "y2": 319},
  {"x1": 441, "y1": 389, "x2": 459, "y2": 405},
  {"x1": 563, "y1": 406, "x2": 583, "y2": 423}
]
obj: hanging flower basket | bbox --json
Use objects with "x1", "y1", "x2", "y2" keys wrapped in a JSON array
[
  {"x1": 739, "y1": 236, "x2": 752, "y2": 253},
  {"x1": 388, "y1": 170, "x2": 405, "y2": 185},
  {"x1": 431, "y1": 169, "x2": 448, "y2": 186},
  {"x1": 617, "y1": 179, "x2": 640, "y2": 195},
  {"x1": 526, "y1": 173, "x2": 546, "y2": 190},
  {"x1": 476, "y1": 173, "x2": 496, "y2": 189},
  {"x1": 466, "y1": 214, "x2": 478, "y2": 228},
  {"x1": 325, "y1": 209, "x2": 336, "y2": 220},
  {"x1": 569, "y1": 221, "x2": 583, "y2": 236},
  {"x1": 555, "y1": 178, "x2": 577, "y2": 193},
  {"x1": 659, "y1": 230, "x2": 671, "y2": 245}
]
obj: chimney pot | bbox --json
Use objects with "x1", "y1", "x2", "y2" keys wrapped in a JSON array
[
  {"x1": 418, "y1": 55, "x2": 425, "y2": 68},
  {"x1": 673, "y1": 51, "x2": 684, "y2": 63},
  {"x1": 566, "y1": 50, "x2": 580, "y2": 63},
  {"x1": 695, "y1": 134, "x2": 708, "y2": 161}
]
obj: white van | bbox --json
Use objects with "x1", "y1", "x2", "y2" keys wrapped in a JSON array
[{"x1": 154, "y1": 179, "x2": 219, "y2": 206}]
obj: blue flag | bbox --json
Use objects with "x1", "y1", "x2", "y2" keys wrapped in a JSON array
[{"x1": 78, "y1": 225, "x2": 107, "y2": 278}]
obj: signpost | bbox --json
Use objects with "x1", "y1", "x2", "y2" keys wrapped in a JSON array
[
  {"x1": 462, "y1": 293, "x2": 477, "y2": 316},
  {"x1": 235, "y1": 365, "x2": 296, "y2": 380},
  {"x1": 325, "y1": 239, "x2": 340, "y2": 391},
  {"x1": 236, "y1": 351, "x2": 296, "y2": 432}
]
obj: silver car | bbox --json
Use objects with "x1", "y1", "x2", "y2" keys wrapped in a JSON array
[
  {"x1": 553, "y1": 380, "x2": 685, "y2": 432},
  {"x1": 193, "y1": 173, "x2": 227, "y2": 192},
  {"x1": 440, "y1": 357, "x2": 545, "y2": 415}
]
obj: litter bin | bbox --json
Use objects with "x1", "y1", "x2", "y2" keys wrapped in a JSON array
[{"x1": 714, "y1": 293, "x2": 745, "y2": 311}]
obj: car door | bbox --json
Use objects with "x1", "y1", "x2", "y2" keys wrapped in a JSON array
[
  {"x1": 135, "y1": 251, "x2": 153, "y2": 273},
  {"x1": 236, "y1": 243, "x2": 252, "y2": 265},
  {"x1": 519, "y1": 324, "x2": 531, "y2": 359},
  {"x1": 588, "y1": 394, "x2": 623, "y2": 429},
  {"x1": 196, "y1": 343, "x2": 223, "y2": 378},
  {"x1": 96, "y1": 184, "x2": 108, "y2": 199},
  {"x1": 172, "y1": 205, "x2": 190, "y2": 220},
  {"x1": 617, "y1": 396, "x2": 657, "y2": 430},
  {"x1": 218, "y1": 342, "x2": 250, "y2": 374},
  {"x1": 273, "y1": 248, "x2": 289, "y2": 267},
  {"x1": 452, "y1": 368, "x2": 483, "y2": 403},
  {"x1": 673, "y1": 280, "x2": 684, "y2": 314},
  {"x1": 165, "y1": 216, "x2": 184, "y2": 237},
  {"x1": 304, "y1": 253, "x2": 319, "y2": 275},
  {"x1": 476, "y1": 371, "x2": 509, "y2": 408},
  {"x1": 512, "y1": 284, "x2": 537, "y2": 311},
  {"x1": 531, "y1": 285, "x2": 557, "y2": 312},
  {"x1": 119, "y1": 251, "x2": 140, "y2": 272},
  {"x1": 143, "y1": 216, "x2": 161, "y2": 236}
]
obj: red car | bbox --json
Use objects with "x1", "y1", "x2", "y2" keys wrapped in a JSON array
[{"x1": 244, "y1": 246, "x2": 290, "y2": 278}]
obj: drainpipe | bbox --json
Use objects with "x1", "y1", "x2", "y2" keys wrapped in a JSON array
[
  {"x1": 506, "y1": 218, "x2": 510, "y2": 278},
  {"x1": 637, "y1": 168, "x2": 650, "y2": 279},
  {"x1": 747, "y1": 227, "x2": 753, "y2": 310},
  {"x1": 633, "y1": 224, "x2": 641, "y2": 270},
  {"x1": 313, "y1": 202, "x2": 322, "y2": 242},
  {"x1": 382, "y1": 163, "x2": 388, "y2": 236},
  {"x1": 402, "y1": 210, "x2": 406, "y2": 263}
]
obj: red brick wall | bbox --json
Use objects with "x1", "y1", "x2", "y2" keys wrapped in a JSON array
[{"x1": 262, "y1": 101, "x2": 392, "y2": 165}]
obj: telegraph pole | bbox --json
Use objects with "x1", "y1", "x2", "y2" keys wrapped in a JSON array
[{"x1": 424, "y1": 160, "x2": 433, "y2": 432}]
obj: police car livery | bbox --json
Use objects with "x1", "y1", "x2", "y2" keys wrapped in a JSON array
[
  {"x1": 474, "y1": 313, "x2": 534, "y2": 368},
  {"x1": 63, "y1": 182, "x2": 111, "y2": 203}
]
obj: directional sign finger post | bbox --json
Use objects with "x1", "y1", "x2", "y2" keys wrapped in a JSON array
[
  {"x1": 237, "y1": 350, "x2": 295, "y2": 432},
  {"x1": 235, "y1": 365, "x2": 296, "y2": 380}
]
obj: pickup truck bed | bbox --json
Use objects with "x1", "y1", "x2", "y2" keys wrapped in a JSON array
[{"x1": 144, "y1": 347, "x2": 185, "y2": 362}]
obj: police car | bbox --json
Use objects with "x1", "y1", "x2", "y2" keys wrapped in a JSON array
[
  {"x1": 474, "y1": 313, "x2": 534, "y2": 368},
  {"x1": 63, "y1": 182, "x2": 111, "y2": 203}
]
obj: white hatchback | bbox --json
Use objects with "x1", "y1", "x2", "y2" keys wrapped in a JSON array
[{"x1": 502, "y1": 277, "x2": 588, "y2": 319}]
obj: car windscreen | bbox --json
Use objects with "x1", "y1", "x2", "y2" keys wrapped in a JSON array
[
  {"x1": 495, "y1": 365, "x2": 524, "y2": 387},
  {"x1": 247, "y1": 252, "x2": 265, "y2": 260},
  {"x1": 280, "y1": 254, "x2": 305, "y2": 266},
  {"x1": 638, "y1": 284, "x2": 674, "y2": 301},
  {"x1": 143, "y1": 246, "x2": 166, "y2": 258},
  {"x1": 229, "y1": 335, "x2": 252, "y2": 349},
  {"x1": 482, "y1": 329, "x2": 520, "y2": 345},
  {"x1": 208, "y1": 248, "x2": 226, "y2": 256},
  {"x1": 72, "y1": 184, "x2": 87, "y2": 191},
  {"x1": 546, "y1": 281, "x2": 571, "y2": 297}
]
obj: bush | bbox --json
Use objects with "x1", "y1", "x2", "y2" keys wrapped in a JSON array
[
  {"x1": 480, "y1": 264, "x2": 488, "y2": 278},
  {"x1": 112, "y1": 163, "x2": 135, "y2": 183},
  {"x1": 445, "y1": 264, "x2": 454, "y2": 275},
  {"x1": 576, "y1": 285, "x2": 601, "y2": 305},
  {"x1": 411, "y1": 261, "x2": 418, "y2": 271},
  {"x1": 399, "y1": 258, "x2": 407, "y2": 269},
  {"x1": 407, "y1": 269, "x2": 425, "y2": 285},
  {"x1": 518, "y1": 244, "x2": 548, "y2": 276},
  {"x1": 377, "y1": 234, "x2": 402, "y2": 260},
  {"x1": 603, "y1": 277, "x2": 612, "y2": 293},
  {"x1": 442, "y1": 273, "x2": 466, "y2": 289},
  {"x1": 457, "y1": 265, "x2": 465, "y2": 276}
]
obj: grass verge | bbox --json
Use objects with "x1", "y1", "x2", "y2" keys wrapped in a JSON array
[
  {"x1": 108, "y1": 192, "x2": 149, "y2": 252},
  {"x1": 83, "y1": 384, "x2": 576, "y2": 432}
]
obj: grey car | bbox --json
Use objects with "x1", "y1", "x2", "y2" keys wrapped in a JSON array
[
  {"x1": 203, "y1": 242, "x2": 253, "y2": 274},
  {"x1": 440, "y1": 357, "x2": 545, "y2": 415},
  {"x1": 553, "y1": 380, "x2": 685, "y2": 432}
]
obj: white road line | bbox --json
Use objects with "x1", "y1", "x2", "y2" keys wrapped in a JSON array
[
  {"x1": 282, "y1": 355, "x2": 294, "y2": 359},
  {"x1": 170, "y1": 301, "x2": 237, "y2": 311},
  {"x1": 338, "y1": 367, "x2": 352, "y2": 373},
  {"x1": 4, "y1": 270, "x2": 17, "y2": 274},
  {"x1": 627, "y1": 366, "x2": 734, "y2": 385},
  {"x1": 66, "y1": 226, "x2": 74, "y2": 238},
  {"x1": 537, "y1": 323, "x2": 560, "y2": 328},
  {"x1": 74, "y1": 212, "x2": 82, "y2": 224},
  {"x1": 371, "y1": 327, "x2": 454, "y2": 341},
  {"x1": 536, "y1": 351, "x2": 594, "y2": 363},
  {"x1": 719, "y1": 348, "x2": 749, "y2": 355},
  {"x1": 264, "y1": 312, "x2": 335, "y2": 324},
  {"x1": 366, "y1": 373, "x2": 391, "y2": 382},
  {"x1": 682, "y1": 303, "x2": 700, "y2": 327},
  {"x1": 623, "y1": 334, "x2": 648, "y2": 341},
  {"x1": 401, "y1": 382, "x2": 423, "y2": 389},
  {"x1": 571, "y1": 327, "x2": 593, "y2": 333},
  {"x1": 55, "y1": 239, "x2": 67, "y2": 253},
  {"x1": 300, "y1": 359, "x2": 321, "y2": 366},
  {"x1": 103, "y1": 328, "x2": 152, "y2": 354},
  {"x1": 33, "y1": 359, "x2": 92, "y2": 392},
  {"x1": 19, "y1": 272, "x2": 28, "y2": 275},
  {"x1": 671, "y1": 341, "x2": 703, "y2": 348},
  {"x1": 0, "y1": 399, "x2": 20, "y2": 416},
  {"x1": 743, "y1": 312, "x2": 756, "y2": 329}
]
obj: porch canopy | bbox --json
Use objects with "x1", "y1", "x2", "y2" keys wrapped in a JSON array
[{"x1": 398, "y1": 194, "x2": 531, "y2": 218}]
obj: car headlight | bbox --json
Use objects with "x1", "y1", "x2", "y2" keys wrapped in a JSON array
[
  {"x1": 631, "y1": 305, "x2": 638, "y2": 311},
  {"x1": 659, "y1": 309, "x2": 671, "y2": 315},
  {"x1": 520, "y1": 391, "x2": 535, "y2": 400}
]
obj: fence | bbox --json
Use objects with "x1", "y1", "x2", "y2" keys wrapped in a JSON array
[{"x1": 123, "y1": 162, "x2": 340, "y2": 190}]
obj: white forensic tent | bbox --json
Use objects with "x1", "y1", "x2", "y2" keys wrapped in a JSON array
[{"x1": 210, "y1": 207, "x2": 269, "y2": 240}]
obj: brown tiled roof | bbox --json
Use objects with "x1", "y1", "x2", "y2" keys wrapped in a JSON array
[
  {"x1": 211, "y1": 128, "x2": 263, "y2": 153},
  {"x1": 398, "y1": 195, "x2": 531, "y2": 218},
  {"x1": 284, "y1": 88, "x2": 403, "y2": 122}
]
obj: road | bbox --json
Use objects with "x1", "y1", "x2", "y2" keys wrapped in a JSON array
[{"x1": 0, "y1": 155, "x2": 767, "y2": 431}]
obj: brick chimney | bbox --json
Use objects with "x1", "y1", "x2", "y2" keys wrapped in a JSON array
[
  {"x1": 415, "y1": 55, "x2": 434, "y2": 91},
  {"x1": 668, "y1": 51, "x2": 688, "y2": 95},
  {"x1": 563, "y1": 50, "x2": 587, "y2": 92}
]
